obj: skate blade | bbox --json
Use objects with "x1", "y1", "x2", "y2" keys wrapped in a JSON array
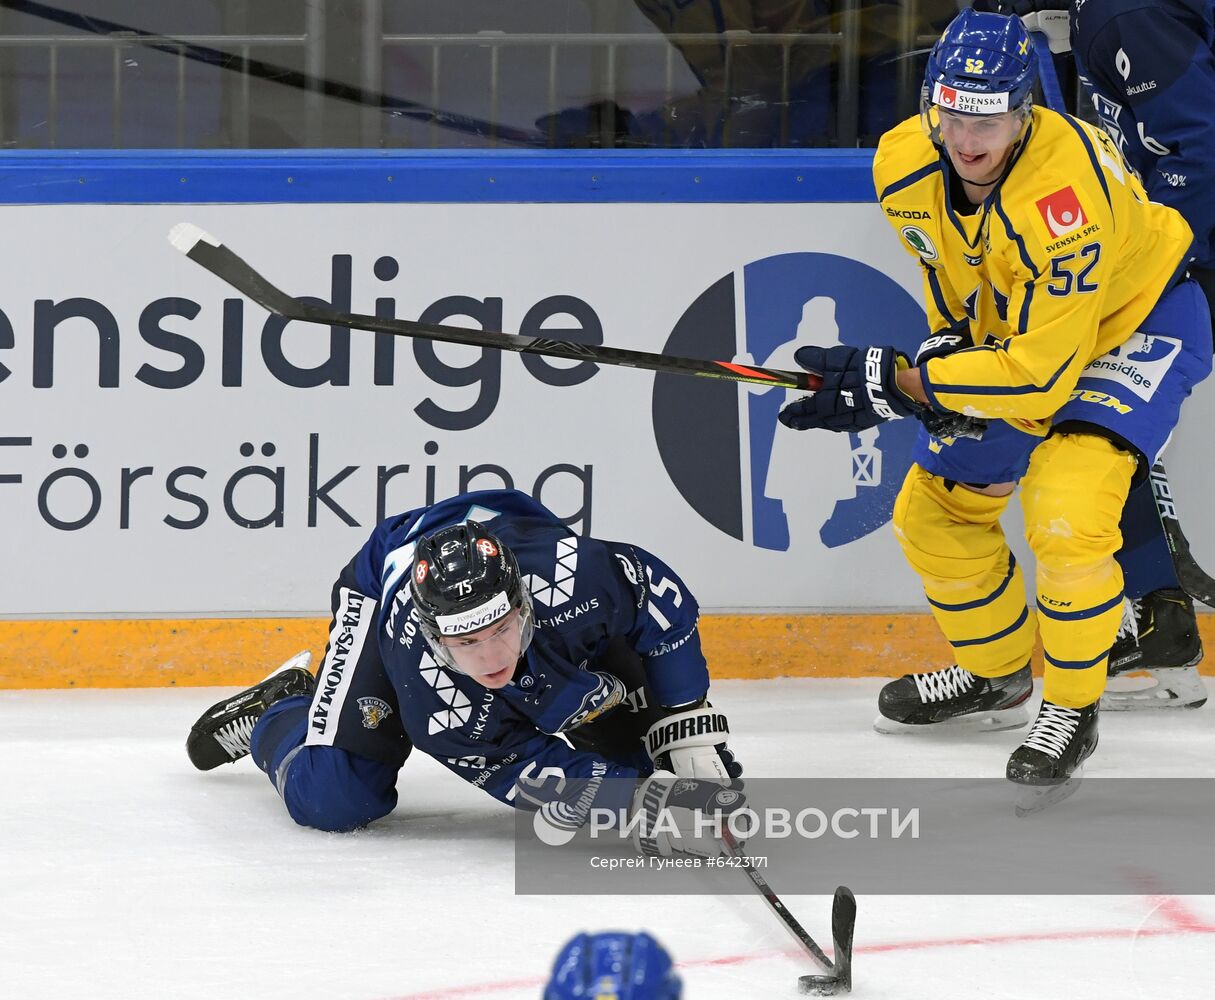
[
  {"x1": 271, "y1": 649, "x2": 313, "y2": 678},
  {"x1": 198, "y1": 651, "x2": 314, "y2": 722},
  {"x1": 1013, "y1": 765, "x2": 1085, "y2": 817},
  {"x1": 1100, "y1": 666, "x2": 1208, "y2": 711},
  {"x1": 873, "y1": 703, "x2": 1030, "y2": 736}
]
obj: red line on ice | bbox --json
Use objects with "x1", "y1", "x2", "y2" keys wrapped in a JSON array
[{"x1": 383, "y1": 901, "x2": 1215, "y2": 1000}]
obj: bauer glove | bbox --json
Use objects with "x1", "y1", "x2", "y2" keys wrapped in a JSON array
[
  {"x1": 779, "y1": 344, "x2": 919, "y2": 433},
  {"x1": 912, "y1": 333, "x2": 988, "y2": 441}
]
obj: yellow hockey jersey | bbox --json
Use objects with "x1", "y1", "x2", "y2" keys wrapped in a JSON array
[{"x1": 873, "y1": 107, "x2": 1194, "y2": 432}]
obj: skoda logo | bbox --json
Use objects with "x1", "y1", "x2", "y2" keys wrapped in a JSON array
[
  {"x1": 900, "y1": 225, "x2": 938, "y2": 261},
  {"x1": 653, "y1": 252, "x2": 925, "y2": 551}
]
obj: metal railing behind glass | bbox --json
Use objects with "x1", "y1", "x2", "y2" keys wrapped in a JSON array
[
  {"x1": 378, "y1": 27, "x2": 859, "y2": 148},
  {"x1": 0, "y1": 2, "x2": 987, "y2": 150},
  {"x1": 0, "y1": 32, "x2": 313, "y2": 148}
]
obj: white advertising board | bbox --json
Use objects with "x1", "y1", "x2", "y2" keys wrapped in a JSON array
[{"x1": 2, "y1": 203, "x2": 1210, "y2": 616}]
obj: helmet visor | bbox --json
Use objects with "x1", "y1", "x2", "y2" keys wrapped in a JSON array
[
  {"x1": 424, "y1": 595, "x2": 536, "y2": 678},
  {"x1": 920, "y1": 87, "x2": 1031, "y2": 147}
]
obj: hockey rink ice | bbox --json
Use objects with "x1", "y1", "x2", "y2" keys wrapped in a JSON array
[{"x1": 4, "y1": 676, "x2": 1214, "y2": 1000}]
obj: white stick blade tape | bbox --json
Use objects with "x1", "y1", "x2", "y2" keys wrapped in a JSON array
[{"x1": 168, "y1": 223, "x2": 219, "y2": 253}]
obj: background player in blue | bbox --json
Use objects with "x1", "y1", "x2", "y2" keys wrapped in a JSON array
[
  {"x1": 186, "y1": 489, "x2": 744, "y2": 852},
  {"x1": 977, "y1": 0, "x2": 1215, "y2": 708}
]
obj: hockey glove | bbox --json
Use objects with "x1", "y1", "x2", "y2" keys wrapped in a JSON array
[
  {"x1": 645, "y1": 704, "x2": 743, "y2": 789},
  {"x1": 779, "y1": 344, "x2": 919, "y2": 433},
  {"x1": 913, "y1": 333, "x2": 988, "y2": 442},
  {"x1": 973, "y1": 1, "x2": 1071, "y2": 53},
  {"x1": 631, "y1": 770, "x2": 746, "y2": 859}
]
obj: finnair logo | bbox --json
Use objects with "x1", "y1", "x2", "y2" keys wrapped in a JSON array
[
  {"x1": 436, "y1": 592, "x2": 510, "y2": 635},
  {"x1": 525, "y1": 536, "x2": 579, "y2": 608}
]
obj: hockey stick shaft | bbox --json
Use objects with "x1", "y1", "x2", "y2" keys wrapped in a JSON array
[
  {"x1": 1032, "y1": 33, "x2": 1067, "y2": 112},
  {"x1": 0, "y1": 0, "x2": 543, "y2": 146},
  {"x1": 721, "y1": 829, "x2": 838, "y2": 975},
  {"x1": 168, "y1": 224, "x2": 822, "y2": 392},
  {"x1": 1151, "y1": 463, "x2": 1215, "y2": 608}
]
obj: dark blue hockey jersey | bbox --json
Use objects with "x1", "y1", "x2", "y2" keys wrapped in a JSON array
[
  {"x1": 1072, "y1": 0, "x2": 1215, "y2": 265},
  {"x1": 346, "y1": 489, "x2": 710, "y2": 815}
]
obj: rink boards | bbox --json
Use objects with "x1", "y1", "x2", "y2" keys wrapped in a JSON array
[{"x1": 2, "y1": 152, "x2": 1213, "y2": 686}]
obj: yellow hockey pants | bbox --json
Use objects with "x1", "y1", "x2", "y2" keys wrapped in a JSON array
[{"x1": 893, "y1": 433, "x2": 1137, "y2": 707}]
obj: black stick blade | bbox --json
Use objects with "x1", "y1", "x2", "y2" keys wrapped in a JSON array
[
  {"x1": 796, "y1": 887, "x2": 856, "y2": 995},
  {"x1": 169, "y1": 223, "x2": 310, "y2": 320},
  {"x1": 167, "y1": 223, "x2": 822, "y2": 391},
  {"x1": 831, "y1": 886, "x2": 856, "y2": 991}
]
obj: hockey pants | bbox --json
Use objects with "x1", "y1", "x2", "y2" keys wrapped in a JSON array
[{"x1": 894, "y1": 432, "x2": 1136, "y2": 708}]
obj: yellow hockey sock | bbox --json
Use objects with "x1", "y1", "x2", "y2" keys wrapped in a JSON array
[
  {"x1": 893, "y1": 464, "x2": 1035, "y2": 679},
  {"x1": 1022, "y1": 434, "x2": 1137, "y2": 708}
]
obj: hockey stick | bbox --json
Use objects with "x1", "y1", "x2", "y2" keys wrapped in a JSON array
[
  {"x1": 1151, "y1": 463, "x2": 1215, "y2": 608},
  {"x1": 0, "y1": 0, "x2": 544, "y2": 146},
  {"x1": 167, "y1": 224, "x2": 823, "y2": 391},
  {"x1": 800, "y1": 888, "x2": 856, "y2": 996},
  {"x1": 720, "y1": 829, "x2": 855, "y2": 994},
  {"x1": 1031, "y1": 32, "x2": 1067, "y2": 114}
]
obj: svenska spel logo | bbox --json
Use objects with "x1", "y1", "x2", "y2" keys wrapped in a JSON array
[
  {"x1": 652, "y1": 253, "x2": 926, "y2": 552},
  {"x1": 1036, "y1": 186, "x2": 1088, "y2": 238}
]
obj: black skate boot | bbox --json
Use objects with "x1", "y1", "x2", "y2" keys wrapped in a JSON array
[
  {"x1": 1103, "y1": 589, "x2": 1206, "y2": 710},
  {"x1": 186, "y1": 651, "x2": 315, "y2": 771},
  {"x1": 1006, "y1": 700, "x2": 1099, "y2": 786},
  {"x1": 874, "y1": 662, "x2": 1032, "y2": 735}
]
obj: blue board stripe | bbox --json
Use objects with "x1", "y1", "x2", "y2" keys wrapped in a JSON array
[{"x1": 0, "y1": 149, "x2": 880, "y2": 205}]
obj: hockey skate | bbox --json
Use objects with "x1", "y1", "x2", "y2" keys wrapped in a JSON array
[
  {"x1": 186, "y1": 651, "x2": 315, "y2": 771},
  {"x1": 873, "y1": 662, "x2": 1032, "y2": 735},
  {"x1": 1102, "y1": 589, "x2": 1207, "y2": 711},
  {"x1": 1007, "y1": 700, "x2": 1098, "y2": 815}
]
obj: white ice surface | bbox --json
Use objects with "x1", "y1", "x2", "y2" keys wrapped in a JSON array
[{"x1": 3, "y1": 678, "x2": 1214, "y2": 1000}]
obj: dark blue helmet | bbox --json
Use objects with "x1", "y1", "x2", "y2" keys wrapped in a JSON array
[
  {"x1": 923, "y1": 8, "x2": 1038, "y2": 119},
  {"x1": 543, "y1": 931, "x2": 681, "y2": 1000}
]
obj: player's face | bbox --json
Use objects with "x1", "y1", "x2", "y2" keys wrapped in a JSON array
[
  {"x1": 937, "y1": 108, "x2": 1023, "y2": 187},
  {"x1": 437, "y1": 609, "x2": 526, "y2": 688}
]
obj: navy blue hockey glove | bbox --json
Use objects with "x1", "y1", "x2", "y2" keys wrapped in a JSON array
[
  {"x1": 913, "y1": 333, "x2": 988, "y2": 442},
  {"x1": 645, "y1": 704, "x2": 743, "y2": 790},
  {"x1": 632, "y1": 771, "x2": 746, "y2": 859},
  {"x1": 973, "y1": 1, "x2": 1071, "y2": 53},
  {"x1": 779, "y1": 344, "x2": 919, "y2": 433}
]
